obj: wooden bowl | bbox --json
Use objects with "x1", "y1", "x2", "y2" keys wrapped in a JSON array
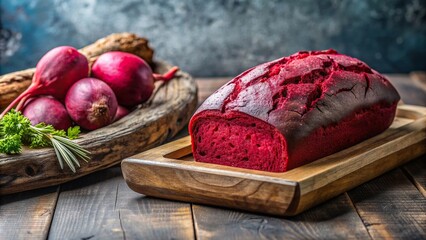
[{"x1": 0, "y1": 60, "x2": 198, "y2": 195}]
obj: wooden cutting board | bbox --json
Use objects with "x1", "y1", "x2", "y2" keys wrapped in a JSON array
[
  {"x1": 122, "y1": 104, "x2": 426, "y2": 216},
  {"x1": 0, "y1": 61, "x2": 197, "y2": 195}
]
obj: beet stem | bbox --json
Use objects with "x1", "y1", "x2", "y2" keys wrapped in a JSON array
[
  {"x1": 15, "y1": 95, "x2": 30, "y2": 112},
  {"x1": 153, "y1": 66, "x2": 179, "y2": 83},
  {"x1": 0, "y1": 88, "x2": 32, "y2": 118}
]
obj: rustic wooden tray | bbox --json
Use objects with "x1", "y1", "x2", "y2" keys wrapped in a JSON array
[
  {"x1": 122, "y1": 104, "x2": 426, "y2": 216},
  {"x1": 0, "y1": 61, "x2": 197, "y2": 195}
]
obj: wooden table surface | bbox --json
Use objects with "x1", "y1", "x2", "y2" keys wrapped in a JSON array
[{"x1": 1, "y1": 73, "x2": 425, "y2": 240}]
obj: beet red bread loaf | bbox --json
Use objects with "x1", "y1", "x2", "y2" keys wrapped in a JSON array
[{"x1": 189, "y1": 50, "x2": 400, "y2": 172}]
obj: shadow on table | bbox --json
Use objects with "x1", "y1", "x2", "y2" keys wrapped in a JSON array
[{"x1": 0, "y1": 185, "x2": 58, "y2": 205}]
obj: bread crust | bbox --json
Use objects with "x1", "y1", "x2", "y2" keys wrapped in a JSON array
[{"x1": 190, "y1": 50, "x2": 400, "y2": 172}]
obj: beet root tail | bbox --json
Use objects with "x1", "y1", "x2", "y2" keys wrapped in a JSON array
[
  {"x1": 15, "y1": 95, "x2": 31, "y2": 112},
  {"x1": 153, "y1": 66, "x2": 179, "y2": 83},
  {"x1": 0, "y1": 89, "x2": 31, "y2": 118}
]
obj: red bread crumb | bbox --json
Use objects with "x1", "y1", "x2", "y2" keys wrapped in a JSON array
[{"x1": 189, "y1": 50, "x2": 400, "y2": 172}]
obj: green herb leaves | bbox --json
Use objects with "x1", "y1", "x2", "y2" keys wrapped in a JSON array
[
  {"x1": 0, "y1": 134, "x2": 22, "y2": 154},
  {"x1": 0, "y1": 110, "x2": 90, "y2": 172},
  {"x1": 67, "y1": 126, "x2": 80, "y2": 140},
  {"x1": 0, "y1": 110, "x2": 30, "y2": 153}
]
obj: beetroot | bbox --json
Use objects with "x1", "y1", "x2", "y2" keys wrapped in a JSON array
[
  {"x1": 65, "y1": 78, "x2": 118, "y2": 130},
  {"x1": 22, "y1": 96, "x2": 72, "y2": 130},
  {"x1": 91, "y1": 51, "x2": 178, "y2": 107},
  {"x1": 113, "y1": 105, "x2": 129, "y2": 122},
  {"x1": 1, "y1": 46, "x2": 89, "y2": 118},
  {"x1": 189, "y1": 50, "x2": 400, "y2": 172}
]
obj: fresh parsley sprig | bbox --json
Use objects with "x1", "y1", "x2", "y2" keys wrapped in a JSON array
[{"x1": 0, "y1": 110, "x2": 90, "y2": 172}]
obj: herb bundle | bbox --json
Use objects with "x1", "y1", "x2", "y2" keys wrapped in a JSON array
[{"x1": 0, "y1": 110, "x2": 89, "y2": 172}]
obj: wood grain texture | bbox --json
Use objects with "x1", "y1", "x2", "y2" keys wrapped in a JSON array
[
  {"x1": 403, "y1": 156, "x2": 426, "y2": 197},
  {"x1": 122, "y1": 105, "x2": 426, "y2": 216},
  {"x1": 48, "y1": 167, "x2": 125, "y2": 240},
  {"x1": 348, "y1": 169, "x2": 426, "y2": 239},
  {"x1": 0, "y1": 186, "x2": 59, "y2": 240},
  {"x1": 123, "y1": 159, "x2": 297, "y2": 216},
  {"x1": 285, "y1": 139, "x2": 426, "y2": 216},
  {"x1": 400, "y1": 72, "x2": 426, "y2": 198},
  {"x1": 196, "y1": 78, "x2": 229, "y2": 105},
  {"x1": 122, "y1": 136, "x2": 297, "y2": 216},
  {"x1": 386, "y1": 73, "x2": 426, "y2": 106},
  {"x1": 192, "y1": 193, "x2": 370, "y2": 240},
  {"x1": 79, "y1": 32, "x2": 154, "y2": 66},
  {"x1": 0, "y1": 60, "x2": 197, "y2": 195},
  {"x1": 48, "y1": 167, "x2": 194, "y2": 240},
  {"x1": 0, "y1": 32, "x2": 154, "y2": 110},
  {"x1": 116, "y1": 178, "x2": 195, "y2": 240},
  {"x1": 409, "y1": 72, "x2": 426, "y2": 93}
]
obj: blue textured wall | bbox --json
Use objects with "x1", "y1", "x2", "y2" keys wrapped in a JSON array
[{"x1": 1, "y1": 0, "x2": 425, "y2": 76}]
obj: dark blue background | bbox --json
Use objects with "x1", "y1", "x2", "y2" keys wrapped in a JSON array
[{"x1": 1, "y1": 0, "x2": 425, "y2": 76}]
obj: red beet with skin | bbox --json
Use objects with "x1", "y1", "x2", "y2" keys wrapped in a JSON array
[
  {"x1": 0, "y1": 46, "x2": 89, "y2": 118},
  {"x1": 113, "y1": 105, "x2": 129, "y2": 122},
  {"x1": 189, "y1": 50, "x2": 400, "y2": 172},
  {"x1": 23, "y1": 96, "x2": 72, "y2": 130},
  {"x1": 65, "y1": 78, "x2": 118, "y2": 130},
  {"x1": 91, "y1": 51, "x2": 178, "y2": 107}
]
